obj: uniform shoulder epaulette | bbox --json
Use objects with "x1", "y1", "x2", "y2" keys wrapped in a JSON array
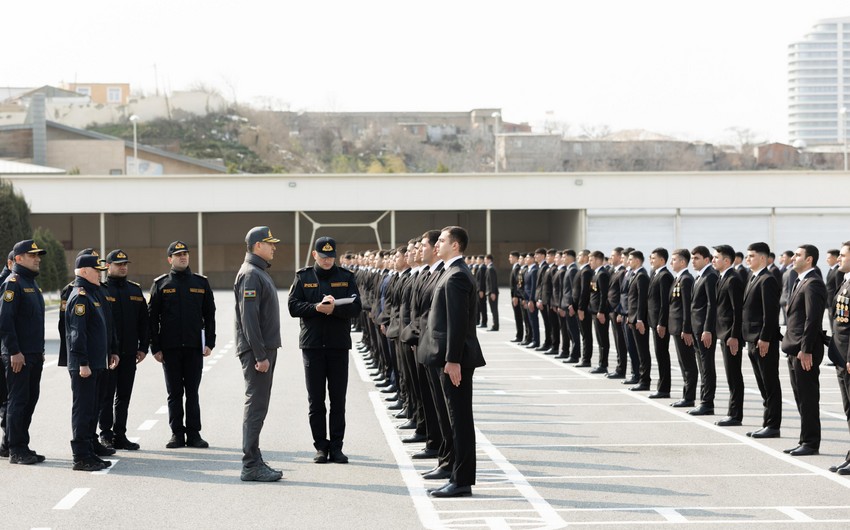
[
  {"x1": 129, "y1": 280, "x2": 141, "y2": 287},
  {"x1": 296, "y1": 267, "x2": 310, "y2": 274},
  {"x1": 193, "y1": 273, "x2": 208, "y2": 279},
  {"x1": 77, "y1": 287, "x2": 87, "y2": 296},
  {"x1": 8, "y1": 275, "x2": 17, "y2": 282},
  {"x1": 153, "y1": 274, "x2": 168, "y2": 283}
]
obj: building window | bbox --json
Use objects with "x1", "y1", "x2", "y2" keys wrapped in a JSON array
[
  {"x1": 109, "y1": 169, "x2": 123, "y2": 175},
  {"x1": 75, "y1": 87, "x2": 91, "y2": 96},
  {"x1": 573, "y1": 144, "x2": 583, "y2": 155},
  {"x1": 107, "y1": 87, "x2": 122, "y2": 103}
]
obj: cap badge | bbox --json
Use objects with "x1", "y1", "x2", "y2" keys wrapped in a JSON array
[{"x1": 322, "y1": 242, "x2": 334, "y2": 252}]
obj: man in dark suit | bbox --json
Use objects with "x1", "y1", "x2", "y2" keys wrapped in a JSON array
[
  {"x1": 734, "y1": 251, "x2": 750, "y2": 284},
  {"x1": 518, "y1": 255, "x2": 532, "y2": 344},
  {"x1": 575, "y1": 250, "x2": 594, "y2": 367},
  {"x1": 669, "y1": 249, "x2": 697, "y2": 407},
  {"x1": 779, "y1": 250, "x2": 797, "y2": 325},
  {"x1": 689, "y1": 245, "x2": 718, "y2": 416},
  {"x1": 551, "y1": 251, "x2": 568, "y2": 357},
  {"x1": 523, "y1": 252, "x2": 541, "y2": 348},
  {"x1": 826, "y1": 249, "x2": 843, "y2": 333},
  {"x1": 829, "y1": 242, "x2": 850, "y2": 474},
  {"x1": 768, "y1": 252, "x2": 783, "y2": 287},
  {"x1": 535, "y1": 249, "x2": 555, "y2": 353},
  {"x1": 588, "y1": 251, "x2": 610, "y2": 373},
  {"x1": 484, "y1": 254, "x2": 499, "y2": 332},
  {"x1": 712, "y1": 245, "x2": 745, "y2": 427},
  {"x1": 781, "y1": 245, "x2": 827, "y2": 456},
  {"x1": 561, "y1": 250, "x2": 581, "y2": 363},
  {"x1": 607, "y1": 248, "x2": 628, "y2": 378},
  {"x1": 743, "y1": 242, "x2": 783, "y2": 438},
  {"x1": 626, "y1": 250, "x2": 651, "y2": 391},
  {"x1": 647, "y1": 248, "x2": 673, "y2": 398},
  {"x1": 508, "y1": 252, "x2": 523, "y2": 342},
  {"x1": 419, "y1": 226, "x2": 486, "y2": 498},
  {"x1": 475, "y1": 256, "x2": 487, "y2": 329}
]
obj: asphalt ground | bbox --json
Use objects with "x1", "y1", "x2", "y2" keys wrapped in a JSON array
[{"x1": 3, "y1": 291, "x2": 850, "y2": 529}]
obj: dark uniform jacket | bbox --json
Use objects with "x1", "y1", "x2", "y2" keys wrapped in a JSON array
[
  {"x1": 65, "y1": 277, "x2": 108, "y2": 370},
  {"x1": 627, "y1": 268, "x2": 649, "y2": 325},
  {"x1": 716, "y1": 269, "x2": 744, "y2": 342},
  {"x1": 0, "y1": 264, "x2": 45, "y2": 355},
  {"x1": 668, "y1": 270, "x2": 694, "y2": 336},
  {"x1": 59, "y1": 279, "x2": 118, "y2": 366},
  {"x1": 485, "y1": 265, "x2": 499, "y2": 296},
  {"x1": 691, "y1": 266, "x2": 718, "y2": 336},
  {"x1": 648, "y1": 267, "x2": 673, "y2": 329},
  {"x1": 234, "y1": 253, "x2": 281, "y2": 362},
  {"x1": 148, "y1": 267, "x2": 216, "y2": 353},
  {"x1": 401, "y1": 264, "x2": 431, "y2": 345},
  {"x1": 523, "y1": 263, "x2": 538, "y2": 302},
  {"x1": 576, "y1": 264, "x2": 593, "y2": 312},
  {"x1": 551, "y1": 266, "x2": 564, "y2": 309},
  {"x1": 589, "y1": 267, "x2": 610, "y2": 314},
  {"x1": 509, "y1": 264, "x2": 520, "y2": 299},
  {"x1": 831, "y1": 276, "x2": 850, "y2": 362},
  {"x1": 781, "y1": 269, "x2": 826, "y2": 356},
  {"x1": 104, "y1": 275, "x2": 150, "y2": 357},
  {"x1": 742, "y1": 268, "x2": 780, "y2": 344},
  {"x1": 386, "y1": 268, "x2": 412, "y2": 339},
  {"x1": 608, "y1": 265, "x2": 625, "y2": 315},
  {"x1": 537, "y1": 262, "x2": 552, "y2": 305},
  {"x1": 562, "y1": 263, "x2": 578, "y2": 310},
  {"x1": 288, "y1": 264, "x2": 361, "y2": 350}
]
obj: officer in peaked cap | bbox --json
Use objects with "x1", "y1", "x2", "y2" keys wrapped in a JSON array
[
  {"x1": 0, "y1": 249, "x2": 13, "y2": 456},
  {"x1": 148, "y1": 240, "x2": 216, "y2": 449},
  {"x1": 288, "y1": 236, "x2": 361, "y2": 464},
  {"x1": 99, "y1": 249, "x2": 149, "y2": 451},
  {"x1": 0, "y1": 240, "x2": 47, "y2": 464}
]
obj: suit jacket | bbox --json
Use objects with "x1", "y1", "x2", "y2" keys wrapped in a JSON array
[
  {"x1": 668, "y1": 270, "x2": 694, "y2": 336},
  {"x1": 551, "y1": 266, "x2": 564, "y2": 309},
  {"x1": 562, "y1": 263, "x2": 578, "y2": 309},
  {"x1": 691, "y1": 266, "x2": 718, "y2": 335},
  {"x1": 576, "y1": 264, "x2": 593, "y2": 312},
  {"x1": 741, "y1": 268, "x2": 780, "y2": 344},
  {"x1": 735, "y1": 264, "x2": 750, "y2": 285},
  {"x1": 715, "y1": 269, "x2": 743, "y2": 342},
  {"x1": 608, "y1": 265, "x2": 625, "y2": 315},
  {"x1": 536, "y1": 262, "x2": 552, "y2": 304},
  {"x1": 780, "y1": 267, "x2": 798, "y2": 307},
  {"x1": 475, "y1": 264, "x2": 487, "y2": 293},
  {"x1": 647, "y1": 267, "x2": 673, "y2": 329},
  {"x1": 627, "y1": 268, "x2": 649, "y2": 325},
  {"x1": 523, "y1": 264, "x2": 538, "y2": 301},
  {"x1": 769, "y1": 264, "x2": 783, "y2": 288},
  {"x1": 509, "y1": 263, "x2": 521, "y2": 298},
  {"x1": 832, "y1": 277, "x2": 850, "y2": 360},
  {"x1": 781, "y1": 270, "x2": 826, "y2": 356},
  {"x1": 485, "y1": 265, "x2": 498, "y2": 296},
  {"x1": 589, "y1": 267, "x2": 610, "y2": 314},
  {"x1": 418, "y1": 258, "x2": 486, "y2": 368},
  {"x1": 827, "y1": 265, "x2": 845, "y2": 317}
]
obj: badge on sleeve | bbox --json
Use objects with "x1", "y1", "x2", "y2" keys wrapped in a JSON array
[
  {"x1": 74, "y1": 304, "x2": 86, "y2": 316},
  {"x1": 244, "y1": 289, "x2": 257, "y2": 298},
  {"x1": 3, "y1": 290, "x2": 13, "y2": 302}
]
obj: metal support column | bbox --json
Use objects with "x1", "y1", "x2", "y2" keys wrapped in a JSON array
[
  {"x1": 390, "y1": 210, "x2": 396, "y2": 249},
  {"x1": 295, "y1": 211, "x2": 301, "y2": 271},
  {"x1": 197, "y1": 212, "x2": 204, "y2": 275},
  {"x1": 99, "y1": 212, "x2": 105, "y2": 259},
  {"x1": 486, "y1": 209, "x2": 492, "y2": 255}
]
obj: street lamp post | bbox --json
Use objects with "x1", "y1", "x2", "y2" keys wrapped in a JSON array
[
  {"x1": 129, "y1": 114, "x2": 139, "y2": 175},
  {"x1": 841, "y1": 107, "x2": 848, "y2": 172},
  {"x1": 492, "y1": 111, "x2": 501, "y2": 173}
]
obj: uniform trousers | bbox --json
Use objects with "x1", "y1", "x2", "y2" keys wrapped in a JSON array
[
  {"x1": 748, "y1": 340, "x2": 782, "y2": 429},
  {"x1": 652, "y1": 329, "x2": 671, "y2": 394},
  {"x1": 2, "y1": 353, "x2": 42, "y2": 454},
  {"x1": 98, "y1": 353, "x2": 137, "y2": 439},
  {"x1": 694, "y1": 337, "x2": 717, "y2": 408},
  {"x1": 787, "y1": 350, "x2": 822, "y2": 449},
  {"x1": 70, "y1": 368, "x2": 103, "y2": 460},
  {"x1": 302, "y1": 348, "x2": 348, "y2": 451},
  {"x1": 487, "y1": 295, "x2": 499, "y2": 330},
  {"x1": 629, "y1": 324, "x2": 651, "y2": 385},
  {"x1": 672, "y1": 335, "x2": 697, "y2": 401},
  {"x1": 578, "y1": 315, "x2": 593, "y2": 363},
  {"x1": 592, "y1": 316, "x2": 609, "y2": 367},
  {"x1": 512, "y1": 299, "x2": 524, "y2": 340},
  {"x1": 162, "y1": 347, "x2": 204, "y2": 436},
  {"x1": 439, "y1": 364, "x2": 477, "y2": 487},
  {"x1": 425, "y1": 364, "x2": 454, "y2": 472},
  {"x1": 0, "y1": 365, "x2": 7, "y2": 449},
  {"x1": 241, "y1": 349, "x2": 277, "y2": 467},
  {"x1": 720, "y1": 341, "x2": 744, "y2": 420},
  {"x1": 836, "y1": 365, "x2": 850, "y2": 435},
  {"x1": 611, "y1": 312, "x2": 628, "y2": 374}
]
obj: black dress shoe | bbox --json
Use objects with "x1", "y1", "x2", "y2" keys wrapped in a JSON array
[
  {"x1": 589, "y1": 366, "x2": 607, "y2": 374},
  {"x1": 715, "y1": 417, "x2": 742, "y2": 427},
  {"x1": 519, "y1": 340, "x2": 531, "y2": 346},
  {"x1": 398, "y1": 419, "x2": 417, "y2": 430},
  {"x1": 746, "y1": 427, "x2": 780, "y2": 438},
  {"x1": 313, "y1": 450, "x2": 329, "y2": 463},
  {"x1": 93, "y1": 441, "x2": 117, "y2": 456},
  {"x1": 186, "y1": 435, "x2": 209, "y2": 448},
  {"x1": 606, "y1": 371, "x2": 625, "y2": 379},
  {"x1": 113, "y1": 437, "x2": 140, "y2": 451},
  {"x1": 380, "y1": 385, "x2": 397, "y2": 394},
  {"x1": 648, "y1": 392, "x2": 670, "y2": 399},
  {"x1": 487, "y1": 328, "x2": 499, "y2": 332},
  {"x1": 525, "y1": 342, "x2": 540, "y2": 349},
  {"x1": 670, "y1": 399, "x2": 695, "y2": 408},
  {"x1": 542, "y1": 348, "x2": 558, "y2": 355},
  {"x1": 510, "y1": 338, "x2": 523, "y2": 343},
  {"x1": 535, "y1": 344, "x2": 552, "y2": 352},
  {"x1": 374, "y1": 380, "x2": 391, "y2": 388},
  {"x1": 384, "y1": 394, "x2": 399, "y2": 402},
  {"x1": 630, "y1": 384, "x2": 650, "y2": 391},
  {"x1": 387, "y1": 401, "x2": 404, "y2": 411},
  {"x1": 576, "y1": 362, "x2": 591, "y2": 368},
  {"x1": 402, "y1": 433, "x2": 426, "y2": 443},
  {"x1": 477, "y1": 324, "x2": 487, "y2": 328},
  {"x1": 789, "y1": 445, "x2": 818, "y2": 456},
  {"x1": 563, "y1": 358, "x2": 579, "y2": 364},
  {"x1": 829, "y1": 452, "x2": 850, "y2": 472},
  {"x1": 410, "y1": 448, "x2": 438, "y2": 459},
  {"x1": 430, "y1": 483, "x2": 472, "y2": 498},
  {"x1": 554, "y1": 353, "x2": 569, "y2": 359},
  {"x1": 329, "y1": 448, "x2": 349, "y2": 463},
  {"x1": 422, "y1": 467, "x2": 452, "y2": 480},
  {"x1": 622, "y1": 377, "x2": 640, "y2": 385},
  {"x1": 166, "y1": 434, "x2": 186, "y2": 448},
  {"x1": 688, "y1": 405, "x2": 714, "y2": 416},
  {"x1": 838, "y1": 466, "x2": 850, "y2": 475},
  {"x1": 394, "y1": 409, "x2": 409, "y2": 419}
]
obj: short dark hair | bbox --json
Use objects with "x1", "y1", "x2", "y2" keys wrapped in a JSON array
[
  {"x1": 691, "y1": 245, "x2": 710, "y2": 259},
  {"x1": 768, "y1": 252, "x2": 776, "y2": 260},
  {"x1": 828, "y1": 248, "x2": 840, "y2": 258},
  {"x1": 672, "y1": 248, "x2": 691, "y2": 263},
  {"x1": 713, "y1": 244, "x2": 735, "y2": 262},
  {"x1": 547, "y1": 248, "x2": 557, "y2": 255},
  {"x1": 485, "y1": 254, "x2": 494, "y2": 261},
  {"x1": 612, "y1": 246, "x2": 624, "y2": 256},
  {"x1": 651, "y1": 247, "x2": 668, "y2": 262},
  {"x1": 535, "y1": 247, "x2": 547, "y2": 255},
  {"x1": 422, "y1": 230, "x2": 440, "y2": 246},
  {"x1": 748, "y1": 242, "x2": 770, "y2": 256},
  {"x1": 441, "y1": 226, "x2": 469, "y2": 253},
  {"x1": 783, "y1": 250, "x2": 794, "y2": 258},
  {"x1": 798, "y1": 244, "x2": 819, "y2": 267},
  {"x1": 510, "y1": 250, "x2": 520, "y2": 258},
  {"x1": 629, "y1": 250, "x2": 644, "y2": 263},
  {"x1": 564, "y1": 249, "x2": 576, "y2": 259},
  {"x1": 590, "y1": 250, "x2": 605, "y2": 261},
  {"x1": 735, "y1": 251, "x2": 744, "y2": 260},
  {"x1": 580, "y1": 249, "x2": 590, "y2": 256},
  {"x1": 623, "y1": 247, "x2": 635, "y2": 255}
]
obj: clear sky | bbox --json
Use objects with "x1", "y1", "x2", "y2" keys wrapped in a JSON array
[{"x1": 2, "y1": 1, "x2": 847, "y2": 144}]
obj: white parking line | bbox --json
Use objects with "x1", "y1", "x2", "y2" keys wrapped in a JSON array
[
  {"x1": 476, "y1": 419, "x2": 689, "y2": 425},
  {"x1": 529, "y1": 472, "x2": 814, "y2": 480},
  {"x1": 155, "y1": 406, "x2": 168, "y2": 414},
  {"x1": 776, "y1": 506, "x2": 815, "y2": 522},
  {"x1": 137, "y1": 420, "x2": 157, "y2": 431},
  {"x1": 492, "y1": 442, "x2": 743, "y2": 449},
  {"x1": 656, "y1": 507, "x2": 687, "y2": 522},
  {"x1": 53, "y1": 488, "x2": 89, "y2": 510},
  {"x1": 92, "y1": 459, "x2": 118, "y2": 475}
]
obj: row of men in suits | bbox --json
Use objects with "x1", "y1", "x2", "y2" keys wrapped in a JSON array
[
  {"x1": 508, "y1": 241, "x2": 850, "y2": 472},
  {"x1": 350, "y1": 228, "x2": 485, "y2": 497},
  {"x1": 468, "y1": 256, "x2": 499, "y2": 332}
]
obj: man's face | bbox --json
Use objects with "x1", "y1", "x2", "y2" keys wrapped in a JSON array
[
  {"x1": 108, "y1": 262, "x2": 129, "y2": 277},
  {"x1": 748, "y1": 250, "x2": 766, "y2": 270},
  {"x1": 168, "y1": 251, "x2": 190, "y2": 271},
  {"x1": 712, "y1": 252, "x2": 730, "y2": 273},
  {"x1": 649, "y1": 253, "x2": 664, "y2": 271},
  {"x1": 628, "y1": 255, "x2": 640, "y2": 270},
  {"x1": 16, "y1": 253, "x2": 40, "y2": 272},
  {"x1": 534, "y1": 252, "x2": 545, "y2": 264},
  {"x1": 509, "y1": 254, "x2": 517, "y2": 265},
  {"x1": 254, "y1": 241, "x2": 275, "y2": 263},
  {"x1": 313, "y1": 251, "x2": 335, "y2": 270},
  {"x1": 435, "y1": 231, "x2": 455, "y2": 261},
  {"x1": 840, "y1": 246, "x2": 850, "y2": 273},
  {"x1": 578, "y1": 252, "x2": 589, "y2": 265},
  {"x1": 792, "y1": 248, "x2": 809, "y2": 273},
  {"x1": 546, "y1": 253, "x2": 555, "y2": 265},
  {"x1": 692, "y1": 253, "x2": 708, "y2": 270},
  {"x1": 827, "y1": 254, "x2": 839, "y2": 267},
  {"x1": 420, "y1": 238, "x2": 435, "y2": 263},
  {"x1": 671, "y1": 254, "x2": 687, "y2": 273},
  {"x1": 590, "y1": 256, "x2": 602, "y2": 269},
  {"x1": 610, "y1": 251, "x2": 622, "y2": 267}
]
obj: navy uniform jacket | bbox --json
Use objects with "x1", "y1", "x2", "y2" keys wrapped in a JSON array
[
  {"x1": 65, "y1": 277, "x2": 108, "y2": 370},
  {"x1": 60, "y1": 280, "x2": 119, "y2": 366},
  {"x1": 148, "y1": 267, "x2": 216, "y2": 353},
  {"x1": 288, "y1": 264, "x2": 361, "y2": 350},
  {"x1": 627, "y1": 268, "x2": 649, "y2": 325},
  {"x1": 0, "y1": 264, "x2": 45, "y2": 355},
  {"x1": 104, "y1": 276, "x2": 150, "y2": 357},
  {"x1": 523, "y1": 264, "x2": 538, "y2": 302}
]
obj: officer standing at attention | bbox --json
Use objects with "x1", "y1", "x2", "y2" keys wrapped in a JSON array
[
  {"x1": 100, "y1": 249, "x2": 149, "y2": 451},
  {"x1": 0, "y1": 250, "x2": 13, "y2": 458},
  {"x1": 0, "y1": 240, "x2": 47, "y2": 464},
  {"x1": 288, "y1": 237, "x2": 361, "y2": 464},
  {"x1": 66, "y1": 254, "x2": 116, "y2": 471},
  {"x1": 149, "y1": 241, "x2": 216, "y2": 449},
  {"x1": 235, "y1": 227, "x2": 283, "y2": 482}
]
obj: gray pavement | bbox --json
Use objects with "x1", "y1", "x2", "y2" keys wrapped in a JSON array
[{"x1": 3, "y1": 291, "x2": 850, "y2": 529}]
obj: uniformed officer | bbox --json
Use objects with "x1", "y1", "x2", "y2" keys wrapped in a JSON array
[
  {"x1": 0, "y1": 250, "x2": 12, "y2": 457},
  {"x1": 0, "y1": 240, "x2": 47, "y2": 464},
  {"x1": 99, "y1": 249, "x2": 149, "y2": 451},
  {"x1": 148, "y1": 241, "x2": 216, "y2": 449},
  {"x1": 66, "y1": 254, "x2": 116, "y2": 471},
  {"x1": 288, "y1": 236, "x2": 362, "y2": 464},
  {"x1": 235, "y1": 227, "x2": 283, "y2": 482}
]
